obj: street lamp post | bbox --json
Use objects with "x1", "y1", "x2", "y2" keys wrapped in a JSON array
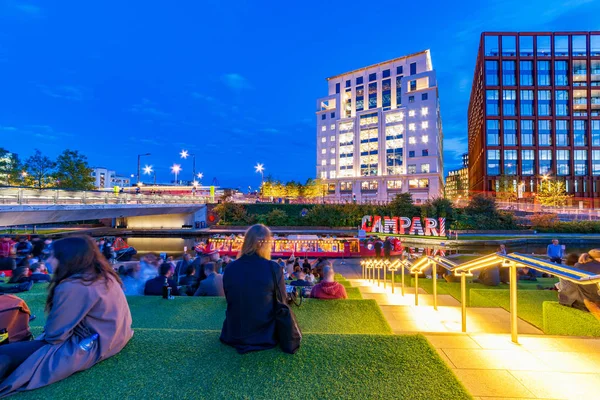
[
  {"x1": 143, "y1": 165, "x2": 154, "y2": 185},
  {"x1": 171, "y1": 164, "x2": 182, "y2": 185},
  {"x1": 137, "y1": 153, "x2": 151, "y2": 185},
  {"x1": 180, "y1": 150, "x2": 197, "y2": 184}
]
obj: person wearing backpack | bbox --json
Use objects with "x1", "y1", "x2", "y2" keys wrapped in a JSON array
[{"x1": 0, "y1": 236, "x2": 133, "y2": 397}]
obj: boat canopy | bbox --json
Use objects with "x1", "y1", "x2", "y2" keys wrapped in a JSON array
[{"x1": 287, "y1": 235, "x2": 320, "y2": 241}]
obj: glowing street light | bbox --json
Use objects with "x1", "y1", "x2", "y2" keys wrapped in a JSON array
[
  {"x1": 197, "y1": 172, "x2": 203, "y2": 180},
  {"x1": 21, "y1": 171, "x2": 27, "y2": 177},
  {"x1": 255, "y1": 163, "x2": 264, "y2": 186},
  {"x1": 171, "y1": 164, "x2": 182, "y2": 185},
  {"x1": 143, "y1": 165, "x2": 156, "y2": 185},
  {"x1": 180, "y1": 149, "x2": 198, "y2": 183}
]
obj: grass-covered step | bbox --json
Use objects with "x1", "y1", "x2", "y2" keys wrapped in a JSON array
[
  {"x1": 14, "y1": 330, "x2": 470, "y2": 400},
  {"x1": 18, "y1": 295, "x2": 390, "y2": 335},
  {"x1": 469, "y1": 289, "x2": 558, "y2": 329},
  {"x1": 345, "y1": 286, "x2": 362, "y2": 299},
  {"x1": 543, "y1": 301, "x2": 600, "y2": 337},
  {"x1": 406, "y1": 277, "x2": 559, "y2": 305}
]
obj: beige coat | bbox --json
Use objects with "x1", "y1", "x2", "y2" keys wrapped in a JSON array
[{"x1": 0, "y1": 276, "x2": 133, "y2": 397}]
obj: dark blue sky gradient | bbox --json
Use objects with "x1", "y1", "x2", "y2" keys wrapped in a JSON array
[{"x1": 1, "y1": 0, "x2": 599, "y2": 188}]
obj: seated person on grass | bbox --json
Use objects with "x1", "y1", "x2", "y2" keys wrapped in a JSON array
[
  {"x1": 8, "y1": 264, "x2": 29, "y2": 284},
  {"x1": 120, "y1": 263, "x2": 142, "y2": 296},
  {"x1": 310, "y1": 266, "x2": 347, "y2": 300},
  {"x1": 558, "y1": 249, "x2": 600, "y2": 320},
  {"x1": 28, "y1": 262, "x2": 51, "y2": 283},
  {"x1": 304, "y1": 267, "x2": 316, "y2": 284},
  {"x1": 194, "y1": 262, "x2": 224, "y2": 297},
  {"x1": 179, "y1": 265, "x2": 199, "y2": 296},
  {"x1": 290, "y1": 270, "x2": 313, "y2": 287},
  {"x1": 144, "y1": 263, "x2": 180, "y2": 296},
  {"x1": 0, "y1": 236, "x2": 133, "y2": 397}
]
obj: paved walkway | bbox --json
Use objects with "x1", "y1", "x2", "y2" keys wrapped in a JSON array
[{"x1": 336, "y1": 260, "x2": 600, "y2": 399}]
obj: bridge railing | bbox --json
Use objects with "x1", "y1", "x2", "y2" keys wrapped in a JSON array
[
  {"x1": 404, "y1": 252, "x2": 600, "y2": 343},
  {"x1": 0, "y1": 187, "x2": 207, "y2": 205}
]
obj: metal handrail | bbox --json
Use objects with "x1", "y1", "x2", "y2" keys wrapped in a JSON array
[{"x1": 402, "y1": 251, "x2": 600, "y2": 343}]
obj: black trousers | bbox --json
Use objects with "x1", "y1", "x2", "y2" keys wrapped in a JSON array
[{"x1": 0, "y1": 340, "x2": 46, "y2": 380}]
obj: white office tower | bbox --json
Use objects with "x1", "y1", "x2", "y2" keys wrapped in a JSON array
[{"x1": 316, "y1": 50, "x2": 443, "y2": 203}]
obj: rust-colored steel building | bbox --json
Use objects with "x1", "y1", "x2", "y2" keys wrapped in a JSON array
[{"x1": 468, "y1": 32, "x2": 600, "y2": 207}]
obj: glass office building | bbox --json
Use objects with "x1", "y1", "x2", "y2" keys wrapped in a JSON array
[
  {"x1": 316, "y1": 50, "x2": 444, "y2": 203},
  {"x1": 468, "y1": 32, "x2": 600, "y2": 206}
]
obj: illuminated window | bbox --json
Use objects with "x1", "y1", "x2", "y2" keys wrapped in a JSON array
[
  {"x1": 330, "y1": 159, "x2": 336, "y2": 165},
  {"x1": 421, "y1": 121, "x2": 429, "y2": 129},
  {"x1": 321, "y1": 160, "x2": 326, "y2": 166},
  {"x1": 330, "y1": 148, "x2": 336, "y2": 154},
  {"x1": 339, "y1": 121, "x2": 354, "y2": 131},
  {"x1": 320, "y1": 171, "x2": 327, "y2": 179},
  {"x1": 421, "y1": 164, "x2": 430, "y2": 173},
  {"x1": 321, "y1": 137, "x2": 326, "y2": 143},
  {"x1": 408, "y1": 110, "x2": 416, "y2": 117},
  {"x1": 385, "y1": 112, "x2": 404, "y2": 123},
  {"x1": 409, "y1": 137, "x2": 416, "y2": 144},
  {"x1": 321, "y1": 149, "x2": 326, "y2": 154},
  {"x1": 330, "y1": 171, "x2": 336, "y2": 179},
  {"x1": 421, "y1": 107, "x2": 428, "y2": 116},
  {"x1": 407, "y1": 165, "x2": 416, "y2": 174},
  {"x1": 330, "y1": 136, "x2": 335, "y2": 142},
  {"x1": 321, "y1": 126, "x2": 326, "y2": 132},
  {"x1": 330, "y1": 124, "x2": 335, "y2": 130},
  {"x1": 422, "y1": 135, "x2": 429, "y2": 143},
  {"x1": 409, "y1": 123, "x2": 416, "y2": 131},
  {"x1": 387, "y1": 180, "x2": 402, "y2": 189}
]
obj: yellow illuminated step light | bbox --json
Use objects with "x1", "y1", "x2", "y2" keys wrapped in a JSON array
[{"x1": 360, "y1": 252, "x2": 600, "y2": 344}]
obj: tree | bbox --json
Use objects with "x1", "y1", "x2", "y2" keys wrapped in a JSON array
[
  {"x1": 537, "y1": 180, "x2": 571, "y2": 207},
  {"x1": 495, "y1": 175, "x2": 517, "y2": 202},
  {"x1": 0, "y1": 148, "x2": 23, "y2": 186},
  {"x1": 53, "y1": 149, "x2": 95, "y2": 190},
  {"x1": 422, "y1": 197, "x2": 456, "y2": 225},
  {"x1": 465, "y1": 194, "x2": 498, "y2": 215},
  {"x1": 388, "y1": 192, "x2": 417, "y2": 217},
  {"x1": 303, "y1": 178, "x2": 323, "y2": 199},
  {"x1": 24, "y1": 149, "x2": 56, "y2": 189},
  {"x1": 285, "y1": 181, "x2": 301, "y2": 198}
]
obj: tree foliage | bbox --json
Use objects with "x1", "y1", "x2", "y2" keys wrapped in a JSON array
[
  {"x1": 0, "y1": 148, "x2": 23, "y2": 186},
  {"x1": 388, "y1": 192, "x2": 417, "y2": 218},
  {"x1": 537, "y1": 180, "x2": 571, "y2": 207},
  {"x1": 495, "y1": 175, "x2": 517, "y2": 202},
  {"x1": 24, "y1": 149, "x2": 56, "y2": 189},
  {"x1": 54, "y1": 149, "x2": 95, "y2": 190}
]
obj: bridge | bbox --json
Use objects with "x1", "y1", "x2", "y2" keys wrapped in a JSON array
[{"x1": 0, "y1": 188, "x2": 207, "y2": 228}]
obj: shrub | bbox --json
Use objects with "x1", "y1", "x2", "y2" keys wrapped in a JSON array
[{"x1": 529, "y1": 213, "x2": 559, "y2": 229}]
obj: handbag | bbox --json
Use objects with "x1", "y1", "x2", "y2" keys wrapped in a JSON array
[{"x1": 271, "y1": 265, "x2": 302, "y2": 354}]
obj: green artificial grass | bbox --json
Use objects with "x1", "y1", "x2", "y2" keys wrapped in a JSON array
[
  {"x1": 345, "y1": 286, "x2": 362, "y2": 299},
  {"x1": 15, "y1": 330, "x2": 470, "y2": 400},
  {"x1": 18, "y1": 295, "x2": 389, "y2": 335},
  {"x1": 407, "y1": 277, "x2": 559, "y2": 305},
  {"x1": 543, "y1": 301, "x2": 600, "y2": 337},
  {"x1": 469, "y1": 289, "x2": 558, "y2": 329}
]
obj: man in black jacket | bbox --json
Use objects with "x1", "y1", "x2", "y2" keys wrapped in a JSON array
[
  {"x1": 144, "y1": 263, "x2": 180, "y2": 296},
  {"x1": 373, "y1": 239, "x2": 383, "y2": 258}
]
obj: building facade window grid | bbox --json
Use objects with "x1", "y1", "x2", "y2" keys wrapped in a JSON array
[{"x1": 471, "y1": 31, "x2": 600, "y2": 205}]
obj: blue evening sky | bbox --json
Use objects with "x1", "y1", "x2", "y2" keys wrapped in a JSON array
[{"x1": 1, "y1": 0, "x2": 599, "y2": 189}]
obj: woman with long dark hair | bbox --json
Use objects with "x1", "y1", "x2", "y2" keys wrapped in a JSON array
[
  {"x1": 0, "y1": 236, "x2": 133, "y2": 397},
  {"x1": 220, "y1": 224, "x2": 287, "y2": 354}
]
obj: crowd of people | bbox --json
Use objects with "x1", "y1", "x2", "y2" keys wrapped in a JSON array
[{"x1": 0, "y1": 235, "x2": 53, "y2": 294}]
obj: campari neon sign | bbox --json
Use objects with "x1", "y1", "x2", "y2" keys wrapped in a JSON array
[{"x1": 361, "y1": 215, "x2": 446, "y2": 237}]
